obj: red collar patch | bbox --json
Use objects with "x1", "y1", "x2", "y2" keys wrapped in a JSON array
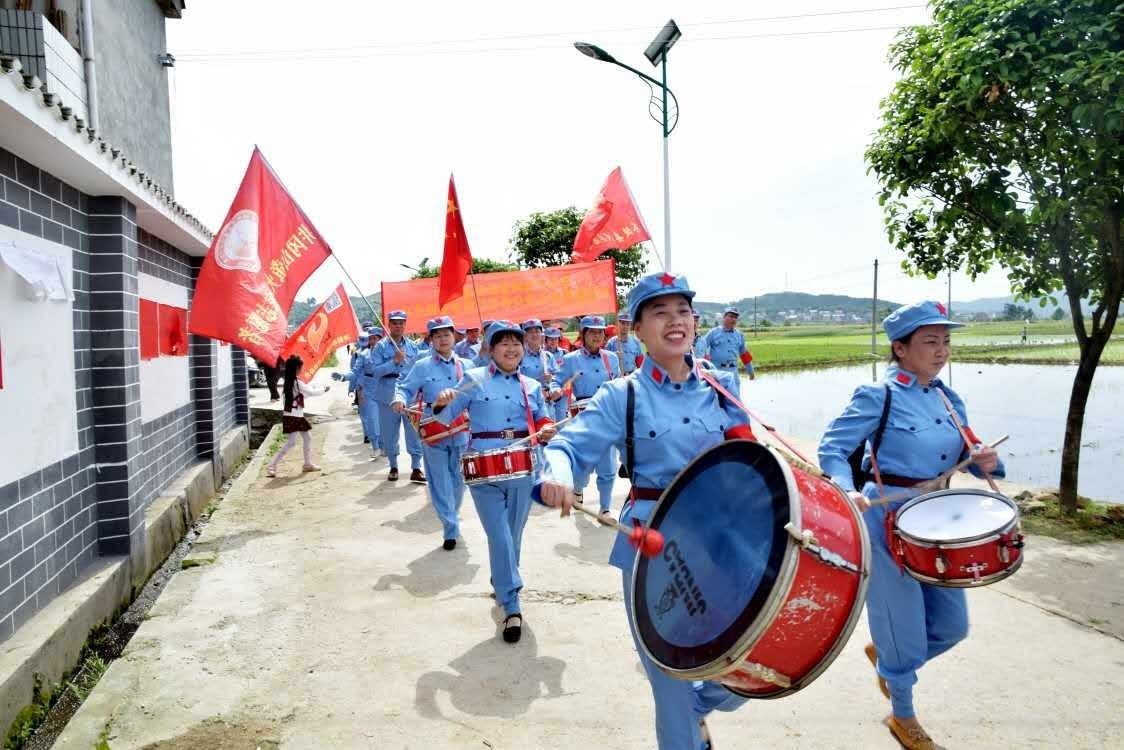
[
  {"x1": 650, "y1": 367, "x2": 664, "y2": 384},
  {"x1": 896, "y1": 372, "x2": 912, "y2": 385}
]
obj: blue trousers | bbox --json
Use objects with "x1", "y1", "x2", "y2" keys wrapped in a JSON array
[
  {"x1": 377, "y1": 402, "x2": 422, "y2": 470},
  {"x1": 357, "y1": 390, "x2": 381, "y2": 451},
  {"x1": 469, "y1": 477, "x2": 533, "y2": 617},
  {"x1": 863, "y1": 502, "x2": 969, "y2": 718},
  {"x1": 622, "y1": 569, "x2": 748, "y2": 749},
  {"x1": 422, "y1": 439, "x2": 467, "y2": 540},
  {"x1": 574, "y1": 445, "x2": 617, "y2": 512}
]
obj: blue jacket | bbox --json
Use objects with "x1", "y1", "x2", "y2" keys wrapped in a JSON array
[
  {"x1": 437, "y1": 364, "x2": 553, "y2": 454},
  {"x1": 393, "y1": 351, "x2": 474, "y2": 446},
  {"x1": 556, "y1": 346, "x2": 623, "y2": 402},
  {"x1": 606, "y1": 334, "x2": 644, "y2": 375},
  {"x1": 703, "y1": 327, "x2": 751, "y2": 372},
  {"x1": 368, "y1": 336, "x2": 421, "y2": 404}
]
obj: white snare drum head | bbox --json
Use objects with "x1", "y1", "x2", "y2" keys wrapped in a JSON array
[{"x1": 897, "y1": 491, "x2": 1015, "y2": 541}]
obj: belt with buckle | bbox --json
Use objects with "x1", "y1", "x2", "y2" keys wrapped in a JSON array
[
  {"x1": 628, "y1": 486, "x2": 664, "y2": 501},
  {"x1": 471, "y1": 429, "x2": 530, "y2": 440},
  {"x1": 381, "y1": 374, "x2": 399, "y2": 379},
  {"x1": 878, "y1": 473, "x2": 938, "y2": 488}
]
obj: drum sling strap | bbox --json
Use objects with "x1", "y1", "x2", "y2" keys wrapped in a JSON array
[{"x1": 848, "y1": 384, "x2": 892, "y2": 494}]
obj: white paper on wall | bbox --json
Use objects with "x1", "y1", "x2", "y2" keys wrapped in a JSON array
[{"x1": 0, "y1": 241, "x2": 73, "y2": 302}]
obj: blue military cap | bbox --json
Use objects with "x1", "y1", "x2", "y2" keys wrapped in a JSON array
[
  {"x1": 692, "y1": 310, "x2": 700, "y2": 319},
  {"x1": 627, "y1": 271, "x2": 696, "y2": 320},
  {"x1": 580, "y1": 315, "x2": 607, "y2": 330},
  {"x1": 427, "y1": 315, "x2": 455, "y2": 334},
  {"x1": 617, "y1": 313, "x2": 633, "y2": 323},
  {"x1": 455, "y1": 328, "x2": 466, "y2": 335},
  {"x1": 387, "y1": 310, "x2": 407, "y2": 321},
  {"x1": 357, "y1": 333, "x2": 370, "y2": 344},
  {"x1": 544, "y1": 327, "x2": 561, "y2": 339},
  {"x1": 486, "y1": 320, "x2": 524, "y2": 346},
  {"x1": 369, "y1": 326, "x2": 384, "y2": 337},
  {"x1": 723, "y1": 306, "x2": 740, "y2": 316},
  {"x1": 521, "y1": 318, "x2": 544, "y2": 331},
  {"x1": 482, "y1": 319, "x2": 494, "y2": 329},
  {"x1": 883, "y1": 300, "x2": 963, "y2": 342}
]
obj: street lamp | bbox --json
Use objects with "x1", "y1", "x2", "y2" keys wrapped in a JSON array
[
  {"x1": 399, "y1": 257, "x2": 429, "y2": 274},
  {"x1": 575, "y1": 19, "x2": 680, "y2": 272}
]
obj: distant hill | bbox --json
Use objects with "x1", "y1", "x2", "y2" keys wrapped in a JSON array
[
  {"x1": 695, "y1": 292, "x2": 902, "y2": 319},
  {"x1": 948, "y1": 293, "x2": 1091, "y2": 317}
]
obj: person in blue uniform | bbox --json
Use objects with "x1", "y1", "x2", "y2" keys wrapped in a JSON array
[
  {"x1": 543, "y1": 327, "x2": 569, "y2": 422},
  {"x1": 454, "y1": 325, "x2": 481, "y2": 359},
  {"x1": 691, "y1": 311, "x2": 707, "y2": 359},
  {"x1": 392, "y1": 316, "x2": 474, "y2": 550},
  {"x1": 518, "y1": 318, "x2": 561, "y2": 398},
  {"x1": 703, "y1": 306, "x2": 754, "y2": 379},
  {"x1": 338, "y1": 332, "x2": 382, "y2": 455},
  {"x1": 555, "y1": 315, "x2": 622, "y2": 516},
  {"x1": 539, "y1": 273, "x2": 755, "y2": 750},
  {"x1": 370, "y1": 310, "x2": 426, "y2": 483},
  {"x1": 606, "y1": 312, "x2": 644, "y2": 375},
  {"x1": 818, "y1": 300, "x2": 1003, "y2": 750},
  {"x1": 433, "y1": 321, "x2": 556, "y2": 643}
]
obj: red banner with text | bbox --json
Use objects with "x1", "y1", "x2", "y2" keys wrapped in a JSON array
[
  {"x1": 381, "y1": 260, "x2": 618, "y2": 334},
  {"x1": 280, "y1": 284, "x2": 360, "y2": 382}
]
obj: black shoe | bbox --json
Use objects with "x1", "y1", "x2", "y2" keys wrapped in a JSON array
[
  {"x1": 502, "y1": 614, "x2": 523, "y2": 643},
  {"x1": 387, "y1": 468, "x2": 399, "y2": 481},
  {"x1": 443, "y1": 538, "x2": 456, "y2": 551},
  {"x1": 364, "y1": 436, "x2": 370, "y2": 444},
  {"x1": 410, "y1": 468, "x2": 427, "y2": 484}
]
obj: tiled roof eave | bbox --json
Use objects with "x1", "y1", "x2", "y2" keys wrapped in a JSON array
[{"x1": 0, "y1": 54, "x2": 213, "y2": 256}]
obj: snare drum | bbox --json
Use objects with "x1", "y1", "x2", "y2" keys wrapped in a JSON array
[
  {"x1": 632, "y1": 440, "x2": 869, "y2": 699},
  {"x1": 568, "y1": 398, "x2": 592, "y2": 418},
  {"x1": 461, "y1": 447, "x2": 537, "y2": 485},
  {"x1": 891, "y1": 489, "x2": 1024, "y2": 587},
  {"x1": 416, "y1": 413, "x2": 469, "y2": 445}
]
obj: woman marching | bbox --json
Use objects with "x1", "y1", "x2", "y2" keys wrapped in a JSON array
[
  {"x1": 818, "y1": 301, "x2": 1003, "y2": 750},
  {"x1": 539, "y1": 273, "x2": 757, "y2": 750},
  {"x1": 554, "y1": 315, "x2": 622, "y2": 516},
  {"x1": 392, "y1": 316, "x2": 475, "y2": 551},
  {"x1": 266, "y1": 355, "x2": 330, "y2": 478},
  {"x1": 433, "y1": 321, "x2": 556, "y2": 643}
]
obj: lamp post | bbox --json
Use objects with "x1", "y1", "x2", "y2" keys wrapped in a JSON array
[
  {"x1": 399, "y1": 257, "x2": 429, "y2": 275},
  {"x1": 575, "y1": 19, "x2": 681, "y2": 272}
]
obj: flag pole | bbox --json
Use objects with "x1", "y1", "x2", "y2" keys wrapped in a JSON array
[{"x1": 331, "y1": 255, "x2": 402, "y2": 353}]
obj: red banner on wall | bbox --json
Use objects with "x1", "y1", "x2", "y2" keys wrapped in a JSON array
[
  {"x1": 381, "y1": 260, "x2": 618, "y2": 334},
  {"x1": 280, "y1": 284, "x2": 360, "y2": 382}
]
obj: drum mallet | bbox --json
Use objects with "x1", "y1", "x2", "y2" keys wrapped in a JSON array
[{"x1": 532, "y1": 485, "x2": 665, "y2": 558}]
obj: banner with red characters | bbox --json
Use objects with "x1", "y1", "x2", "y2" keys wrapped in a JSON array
[{"x1": 280, "y1": 284, "x2": 360, "y2": 383}]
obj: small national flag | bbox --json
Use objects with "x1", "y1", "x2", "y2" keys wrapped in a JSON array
[{"x1": 439, "y1": 175, "x2": 474, "y2": 309}]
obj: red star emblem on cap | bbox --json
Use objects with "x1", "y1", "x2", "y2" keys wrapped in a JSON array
[
  {"x1": 935, "y1": 301, "x2": 947, "y2": 316},
  {"x1": 659, "y1": 273, "x2": 677, "y2": 287}
]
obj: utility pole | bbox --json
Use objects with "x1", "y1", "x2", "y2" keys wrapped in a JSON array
[
  {"x1": 947, "y1": 267, "x2": 952, "y2": 317},
  {"x1": 753, "y1": 296, "x2": 758, "y2": 337},
  {"x1": 871, "y1": 259, "x2": 879, "y2": 355}
]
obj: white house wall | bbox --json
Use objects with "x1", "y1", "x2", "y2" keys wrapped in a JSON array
[{"x1": 0, "y1": 225, "x2": 78, "y2": 486}]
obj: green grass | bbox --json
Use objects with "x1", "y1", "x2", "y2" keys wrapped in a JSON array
[
  {"x1": 732, "y1": 321, "x2": 1124, "y2": 371},
  {"x1": 1015, "y1": 490, "x2": 1124, "y2": 543}
]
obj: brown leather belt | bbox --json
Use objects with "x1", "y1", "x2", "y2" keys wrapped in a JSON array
[
  {"x1": 878, "y1": 474, "x2": 936, "y2": 488},
  {"x1": 629, "y1": 486, "x2": 664, "y2": 501},
  {"x1": 471, "y1": 430, "x2": 530, "y2": 440}
]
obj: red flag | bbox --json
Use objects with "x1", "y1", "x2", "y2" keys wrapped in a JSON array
[
  {"x1": 439, "y1": 175, "x2": 474, "y2": 309},
  {"x1": 280, "y1": 284, "x2": 360, "y2": 383},
  {"x1": 188, "y1": 147, "x2": 332, "y2": 362},
  {"x1": 572, "y1": 167, "x2": 652, "y2": 264}
]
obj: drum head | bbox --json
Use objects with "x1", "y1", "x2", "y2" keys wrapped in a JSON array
[
  {"x1": 897, "y1": 490, "x2": 1016, "y2": 542},
  {"x1": 633, "y1": 440, "x2": 790, "y2": 671}
]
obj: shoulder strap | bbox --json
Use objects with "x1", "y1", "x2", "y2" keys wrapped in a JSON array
[
  {"x1": 870, "y1": 384, "x2": 892, "y2": 456},
  {"x1": 624, "y1": 377, "x2": 636, "y2": 482}
]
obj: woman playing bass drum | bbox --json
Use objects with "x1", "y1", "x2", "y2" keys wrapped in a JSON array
[{"x1": 818, "y1": 300, "x2": 1004, "y2": 750}]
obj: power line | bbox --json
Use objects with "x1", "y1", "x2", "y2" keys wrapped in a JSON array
[
  {"x1": 173, "y1": 5, "x2": 924, "y2": 61},
  {"x1": 174, "y1": 24, "x2": 915, "y2": 64}
]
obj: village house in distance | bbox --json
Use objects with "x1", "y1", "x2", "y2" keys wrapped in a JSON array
[{"x1": 0, "y1": 0, "x2": 247, "y2": 731}]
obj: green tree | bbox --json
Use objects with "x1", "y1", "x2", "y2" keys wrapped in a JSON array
[
  {"x1": 1003, "y1": 303, "x2": 1036, "y2": 321},
  {"x1": 867, "y1": 0, "x2": 1123, "y2": 512},
  {"x1": 1051, "y1": 307, "x2": 1066, "y2": 321},
  {"x1": 508, "y1": 207, "x2": 648, "y2": 299},
  {"x1": 409, "y1": 258, "x2": 518, "y2": 279}
]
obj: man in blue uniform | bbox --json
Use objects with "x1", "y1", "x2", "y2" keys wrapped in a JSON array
[
  {"x1": 433, "y1": 321, "x2": 556, "y2": 643},
  {"x1": 454, "y1": 325, "x2": 481, "y2": 359},
  {"x1": 703, "y1": 306, "x2": 754, "y2": 379},
  {"x1": 393, "y1": 316, "x2": 473, "y2": 549},
  {"x1": 539, "y1": 273, "x2": 754, "y2": 750},
  {"x1": 606, "y1": 312, "x2": 644, "y2": 375},
  {"x1": 555, "y1": 315, "x2": 622, "y2": 515},
  {"x1": 543, "y1": 327, "x2": 569, "y2": 422},
  {"x1": 818, "y1": 300, "x2": 1003, "y2": 750},
  {"x1": 691, "y1": 311, "x2": 707, "y2": 359},
  {"x1": 370, "y1": 310, "x2": 425, "y2": 482},
  {"x1": 348, "y1": 333, "x2": 382, "y2": 454}
]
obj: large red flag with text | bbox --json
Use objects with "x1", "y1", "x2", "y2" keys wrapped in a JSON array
[
  {"x1": 572, "y1": 167, "x2": 652, "y2": 264},
  {"x1": 188, "y1": 147, "x2": 332, "y2": 362},
  {"x1": 439, "y1": 175, "x2": 474, "y2": 308},
  {"x1": 280, "y1": 284, "x2": 359, "y2": 383}
]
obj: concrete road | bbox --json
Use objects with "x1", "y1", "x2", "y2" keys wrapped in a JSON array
[{"x1": 55, "y1": 385, "x2": 1124, "y2": 749}]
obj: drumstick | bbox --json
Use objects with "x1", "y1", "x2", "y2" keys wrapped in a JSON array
[
  {"x1": 430, "y1": 379, "x2": 484, "y2": 415},
  {"x1": 507, "y1": 415, "x2": 577, "y2": 447},
  {"x1": 866, "y1": 434, "x2": 1009, "y2": 507},
  {"x1": 570, "y1": 501, "x2": 665, "y2": 558},
  {"x1": 934, "y1": 388, "x2": 1001, "y2": 493}
]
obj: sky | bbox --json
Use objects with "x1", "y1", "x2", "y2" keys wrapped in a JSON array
[{"x1": 165, "y1": 0, "x2": 1016, "y2": 308}]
